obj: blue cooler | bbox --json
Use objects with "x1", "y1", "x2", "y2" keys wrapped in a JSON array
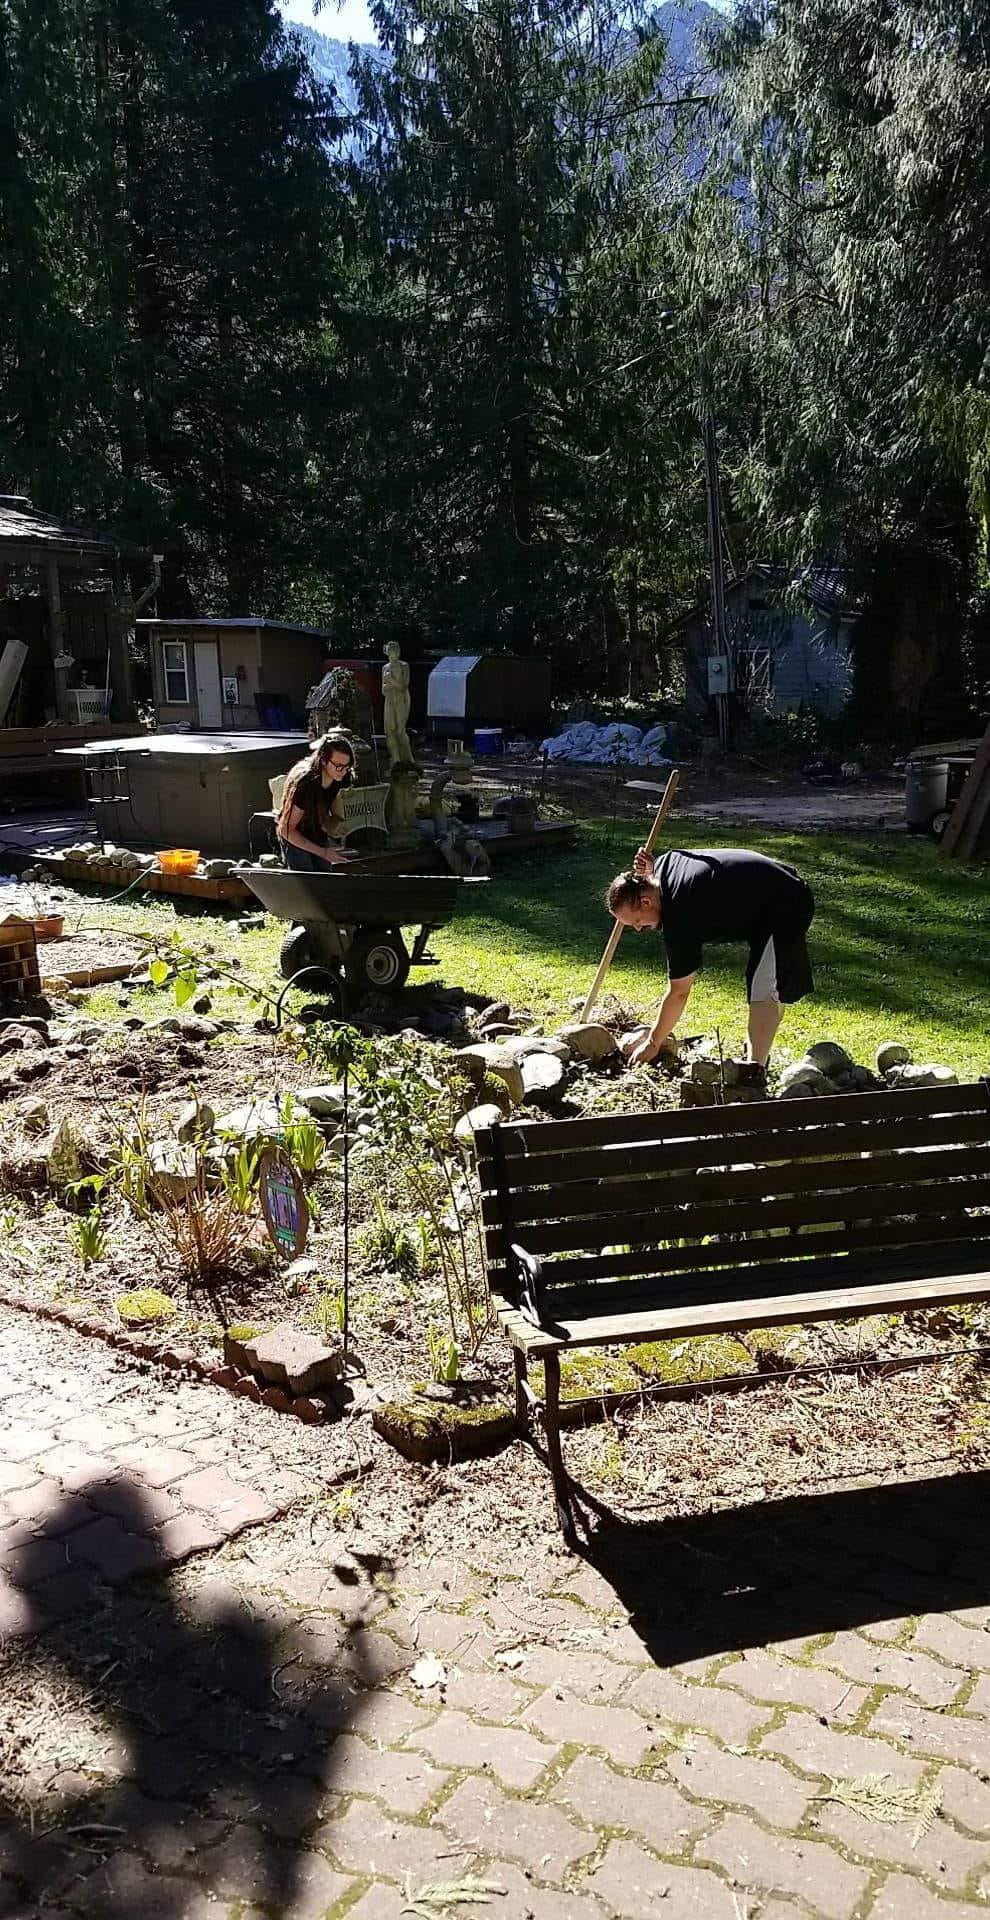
[{"x1": 474, "y1": 727, "x2": 504, "y2": 756}]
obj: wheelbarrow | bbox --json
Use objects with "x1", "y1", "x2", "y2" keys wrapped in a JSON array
[{"x1": 240, "y1": 867, "x2": 487, "y2": 1006}]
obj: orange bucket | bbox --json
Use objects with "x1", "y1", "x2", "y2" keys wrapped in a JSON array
[{"x1": 156, "y1": 849, "x2": 201, "y2": 876}]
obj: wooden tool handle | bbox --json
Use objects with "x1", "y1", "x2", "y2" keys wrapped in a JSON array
[{"x1": 579, "y1": 768, "x2": 679, "y2": 1023}]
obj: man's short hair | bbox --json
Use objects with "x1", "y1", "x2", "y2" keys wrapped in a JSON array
[{"x1": 605, "y1": 871, "x2": 653, "y2": 914}]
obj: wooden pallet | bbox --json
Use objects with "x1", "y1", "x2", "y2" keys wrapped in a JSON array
[
  {"x1": 0, "y1": 920, "x2": 41, "y2": 1001},
  {"x1": 35, "y1": 854, "x2": 252, "y2": 903}
]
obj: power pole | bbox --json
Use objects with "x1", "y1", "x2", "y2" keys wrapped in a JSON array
[{"x1": 700, "y1": 386, "x2": 731, "y2": 750}]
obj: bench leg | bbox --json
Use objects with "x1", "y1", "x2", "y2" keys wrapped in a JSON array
[
  {"x1": 542, "y1": 1353, "x2": 577, "y2": 1547},
  {"x1": 513, "y1": 1349, "x2": 529, "y2": 1437}
]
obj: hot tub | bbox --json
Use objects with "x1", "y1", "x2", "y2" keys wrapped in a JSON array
[{"x1": 59, "y1": 731, "x2": 309, "y2": 858}]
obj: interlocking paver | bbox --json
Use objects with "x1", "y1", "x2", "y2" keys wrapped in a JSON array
[
  {"x1": 763, "y1": 1713, "x2": 926, "y2": 1783},
  {"x1": 913, "y1": 1613, "x2": 990, "y2": 1671},
  {"x1": 866, "y1": 1875, "x2": 990, "y2": 1919},
  {"x1": 327, "y1": 1732, "x2": 448, "y2": 1814},
  {"x1": 586, "y1": 1839, "x2": 740, "y2": 1918},
  {"x1": 313, "y1": 1798, "x2": 467, "y2": 1881},
  {"x1": 441, "y1": 1666, "x2": 533, "y2": 1721},
  {"x1": 438, "y1": 1775, "x2": 596, "y2": 1877},
  {"x1": 522, "y1": 1687, "x2": 656, "y2": 1764},
  {"x1": 552, "y1": 1752, "x2": 708, "y2": 1848},
  {"x1": 110, "y1": 1440, "x2": 200, "y2": 1487},
  {"x1": 698, "y1": 1812, "x2": 869, "y2": 1920},
  {"x1": 813, "y1": 1628, "x2": 966, "y2": 1707},
  {"x1": 406, "y1": 1707, "x2": 557, "y2": 1789},
  {"x1": 666, "y1": 1733, "x2": 813, "y2": 1827},
  {"x1": 816, "y1": 1796, "x2": 990, "y2": 1886},
  {"x1": 716, "y1": 1646, "x2": 867, "y2": 1721},
  {"x1": 871, "y1": 1696, "x2": 990, "y2": 1767},
  {"x1": 503, "y1": 1640, "x2": 632, "y2": 1701},
  {"x1": 623, "y1": 1668, "x2": 768, "y2": 1746},
  {"x1": 940, "y1": 1763, "x2": 990, "y2": 1830},
  {"x1": 65, "y1": 1515, "x2": 165, "y2": 1581}
]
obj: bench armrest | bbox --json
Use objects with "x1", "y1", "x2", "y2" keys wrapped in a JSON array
[{"x1": 511, "y1": 1242, "x2": 546, "y2": 1328}]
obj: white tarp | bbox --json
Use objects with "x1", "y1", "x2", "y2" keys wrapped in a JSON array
[
  {"x1": 427, "y1": 656, "x2": 482, "y2": 721},
  {"x1": 539, "y1": 720, "x2": 672, "y2": 766}
]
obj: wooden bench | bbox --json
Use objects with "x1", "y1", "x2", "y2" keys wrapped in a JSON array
[
  {"x1": 476, "y1": 1082, "x2": 990, "y2": 1542},
  {"x1": 0, "y1": 724, "x2": 136, "y2": 804}
]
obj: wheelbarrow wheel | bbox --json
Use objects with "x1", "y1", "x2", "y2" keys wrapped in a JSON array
[
  {"x1": 345, "y1": 927, "x2": 410, "y2": 994},
  {"x1": 279, "y1": 925, "x2": 315, "y2": 980}
]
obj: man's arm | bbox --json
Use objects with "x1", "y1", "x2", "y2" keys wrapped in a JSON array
[{"x1": 624, "y1": 974, "x2": 696, "y2": 1065}]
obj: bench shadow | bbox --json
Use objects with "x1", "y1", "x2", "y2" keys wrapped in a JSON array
[
  {"x1": 0, "y1": 1478, "x2": 395, "y2": 1919},
  {"x1": 576, "y1": 1469, "x2": 990, "y2": 1667}
]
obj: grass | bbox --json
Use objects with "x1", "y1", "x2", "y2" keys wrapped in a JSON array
[{"x1": 70, "y1": 820, "x2": 990, "y2": 1078}]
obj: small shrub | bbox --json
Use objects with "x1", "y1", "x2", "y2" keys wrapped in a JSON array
[
  {"x1": 427, "y1": 1322, "x2": 459, "y2": 1384},
  {"x1": 316, "y1": 1288, "x2": 346, "y2": 1342},
  {"x1": 358, "y1": 1197, "x2": 423, "y2": 1284},
  {"x1": 220, "y1": 1144, "x2": 260, "y2": 1214},
  {"x1": 117, "y1": 1287, "x2": 176, "y2": 1327}
]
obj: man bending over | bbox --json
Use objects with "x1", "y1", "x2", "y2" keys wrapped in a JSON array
[{"x1": 606, "y1": 846, "x2": 815, "y2": 1072}]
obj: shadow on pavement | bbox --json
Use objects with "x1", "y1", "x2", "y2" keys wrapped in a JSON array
[
  {"x1": 0, "y1": 1477, "x2": 394, "y2": 1919},
  {"x1": 580, "y1": 1469, "x2": 990, "y2": 1668}
]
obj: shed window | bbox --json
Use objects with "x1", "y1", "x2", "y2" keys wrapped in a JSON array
[{"x1": 162, "y1": 641, "x2": 189, "y2": 703}]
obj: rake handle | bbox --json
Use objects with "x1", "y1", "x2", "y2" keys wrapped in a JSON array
[{"x1": 579, "y1": 769, "x2": 679, "y2": 1023}]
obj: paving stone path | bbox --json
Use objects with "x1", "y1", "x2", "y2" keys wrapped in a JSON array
[{"x1": 3, "y1": 1309, "x2": 990, "y2": 1919}]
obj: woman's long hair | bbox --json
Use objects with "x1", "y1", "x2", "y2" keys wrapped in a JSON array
[{"x1": 277, "y1": 731, "x2": 354, "y2": 840}]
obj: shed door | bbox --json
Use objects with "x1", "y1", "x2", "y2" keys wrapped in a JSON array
[{"x1": 194, "y1": 641, "x2": 222, "y2": 728}]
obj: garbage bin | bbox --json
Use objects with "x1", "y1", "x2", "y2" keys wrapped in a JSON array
[{"x1": 905, "y1": 759, "x2": 949, "y2": 834}]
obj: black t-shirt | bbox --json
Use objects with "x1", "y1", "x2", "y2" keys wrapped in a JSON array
[
  {"x1": 284, "y1": 765, "x2": 346, "y2": 845},
  {"x1": 655, "y1": 848, "x2": 811, "y2": 980}
]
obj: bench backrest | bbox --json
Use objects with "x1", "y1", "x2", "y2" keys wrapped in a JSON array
[{"x1": 476, "y1": 1082, "x2": 990, "y2": 1307}]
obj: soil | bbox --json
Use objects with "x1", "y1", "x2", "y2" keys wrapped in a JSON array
[{"x1": 38, "y1": 928, "x2": 148, "y2": 979}]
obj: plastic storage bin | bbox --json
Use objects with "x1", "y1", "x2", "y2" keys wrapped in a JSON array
[
  {"x1": 156, "y1": 848, "x2": 201, "y2": 875},
  {"x1": 473, "y1": 728, "x2": 504, "y2": 755}
]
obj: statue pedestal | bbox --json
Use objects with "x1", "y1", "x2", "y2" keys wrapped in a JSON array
[{"x1": 387, "y1": 761, "x2": 421, "y2": 851}]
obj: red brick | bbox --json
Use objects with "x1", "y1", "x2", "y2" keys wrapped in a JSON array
[
  {"x1": 871, "y1": 1698, "x2": 990, "y2": 1768},
  {"x1": 941, "y1": 1764, "x2": 990, "y2": 1830},
  {"x1": 623, "y1": 1668, "x2": 767, "y2": 1746},
  {"x1": 698, "y1": 1813, "x2": 868, "y2": 1920},
  {"x1": 667, "y1": 1734, "x2": 813, "y2": 1827},
  {"x1": 552, "y1": 1752, "x2": 707, "y2": 1847},
  {"x1": 314, "y1": 1800, "x2": 460, "y2": 1882},
  {"x1": 867, "y1": 1876, "x2": 990, "y2": 1920},
  {"x1": 717, "y1": 1647, "x2": 866, "y2": 1721},
  {"x1": 522, "y1": 1688, "x2": 656, "y2": 1765},
  {"x1": 763, "y1": 1714, "x2": 925, "y2": 1784},
  {"x1": 329, "y1": 1731, "x2": 447, "y2": 1814},
  {"x1": 407, "y1": 1709, "x2": 557, "y2": 1789},
  {"x1": 814, "y1": 1630, "x2": 965, "y2": 1708},
  {"x1": 110, "y1": 1440, "x2": 199, "y2": 1487},
  {"x1": 438, "y1": 1775, "x2": 595, "y2": 1878},
  {"x1": 88, "y1": 1480, "x2": 180, "y2": 1526},
  {"x1": 172, "y1": 1465, "x2": 274, "y2": 1526},
  {"x1": 66, "y1": 1517, "x2": 165, "y2": 1582},
  {"x1": 586, "y1": 1839, "x2": 740, "y2": 1918},
  {"x1": 153, "y1": 1511, "x2": 224, "y2": 1562},
  {"x1": 816, "y1": 1795, "x2": 990, "y2": 1887}
]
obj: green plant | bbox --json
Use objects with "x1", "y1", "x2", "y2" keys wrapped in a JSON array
[
  {"x1": 279, "y1": 1095, "x2": 326, "y2": 1177},
  {"x1": 316, "y1": 1287, "x2": 346, "y2": 1341},
  {"x1": 220, "y1": 1143, "x2": 261, "y2": 1214},
  {"x1": 427, "y1": 1322, "x2": 459, "y2": 1384},
  {"x1": 358, "y1": 1196, "x2": 424, "y2": 1285},
  {"x1": 68, "y1": 1208, "x2": 108, "y2": 1267}
]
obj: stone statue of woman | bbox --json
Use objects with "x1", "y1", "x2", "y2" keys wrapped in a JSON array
[{"x1": 382, "y1": 641, "x2": 413, "y2": 769}]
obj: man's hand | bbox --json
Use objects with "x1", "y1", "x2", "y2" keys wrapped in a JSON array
[
  {"x1": 627, "y1": 1035, "x2": 659, "y2": 1067},
  {"x1": 632, "y1": 846, "x2": 653, "y2": 879}
]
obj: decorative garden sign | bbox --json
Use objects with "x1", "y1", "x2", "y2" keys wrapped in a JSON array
[{"x1": 258, "y1": 1147, "x2": 309, "y2": 1257}]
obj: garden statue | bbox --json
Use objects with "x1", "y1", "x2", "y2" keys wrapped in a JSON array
[
  {"x1": 382, "y1": 642, "x2": 413, "y2": 769},
  {"x1": 386, "y1": 758, "x2": 420, "y2": 850}
]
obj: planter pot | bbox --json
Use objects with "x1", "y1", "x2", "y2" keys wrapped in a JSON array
[{"x1": 33, "y1": 916, "x2": 64, "y2": 941}]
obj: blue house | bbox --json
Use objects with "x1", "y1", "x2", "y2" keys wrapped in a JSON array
[{"x1": 677, "y1": 564, "x2": 860, "y2": 720}]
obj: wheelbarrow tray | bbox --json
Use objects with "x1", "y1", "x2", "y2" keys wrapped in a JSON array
[{"x1": 241, "y1": 868, "x2": 474, "y2": 929}]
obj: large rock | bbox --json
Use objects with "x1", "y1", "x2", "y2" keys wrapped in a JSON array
[
  {"x1": 454, "y1": 1103, "x2": 506, "y2": 1146},
  {"x1": 475, "y1": 1001, "x2": 510, "y2": 1032},
  {"x1": 777, "y1": 1062, "x2": 832, "y2": 1095},
  {"x1": 215, "y1": 1099, "x2": 284, "y2": 1143},
  {"x1": 504, "y1": 1035, "x2": 572, "y2": 1064},
  {"x1": 455, "y1": 1043, "x2": 524, "y2": 1106},
  {"x1": 805, "y1": 1041, "x2": 855, "y2": 1078},
  {"x1": 295, "y1": 1083, "x2": 346, "y2": 1118},
  {"x1": 559, "y1": 1022, "x2": 618, "y2": 1063},
  {"x1": 886, "y1": 1063, "x2": 958, "y2": 1090},
  {"x1": 148, "y1": 1139, "x2": 200, "y2": 1200},
  {"x1": 876, "y1": 1042, "x2": 911, "y2": 1074},
  {"x1": 177, "y1": 1099, "x2": 215, "y2": 1142},
  {"x1": 520, "y1": 1051, "x2": 567, "y2": 1103}
]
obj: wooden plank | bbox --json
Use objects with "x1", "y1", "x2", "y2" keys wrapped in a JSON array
[
  {"x1": 485, "y1": 1212, "x2": 990, "y2": 1291},
  {"x1": 496, "y1": 1268, "x2": 990, "y2": 1355},
  {"x1": 485, "y1": 1144, "x2": 990, "y2": 1229},
  {"x1": 486, "y1": 1173, "x2": 990, "y2": 1260},
  {"x1": 942, "y1": 717, "x2": 990, "y2": 858},
  {"x1": 475, "y1": 1082, "x2": 987, "y2": 1160},
  {"x1": 477, "y1": 1109, "x2": 990, "y2": 1195}
]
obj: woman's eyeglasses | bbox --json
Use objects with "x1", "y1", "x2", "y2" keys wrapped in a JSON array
[{"x1": 325, "y1": 757, "x2": 351, "y2": 774}]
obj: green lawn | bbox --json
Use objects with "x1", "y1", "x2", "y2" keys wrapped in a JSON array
[{"x1": 78, "y1": 823, "x2": 989, "y2": 1077}]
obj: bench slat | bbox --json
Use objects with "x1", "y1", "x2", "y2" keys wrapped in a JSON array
[
  {"x1": 485, "y1": 1211, "x2": 990, "y2": 1292},
  {"x1": 478, "y1": 1109, "x2": 990, "y2": 1194},
  {"x1": 485, "y1": 1173, "x2": 990, "y2": 1260},
  {"x1": 483, "y1": 1143, "x2": 990, "y2": 1229},
  {"x1": 494, "y1": 1266, "x2": 990, "y2": 1355},
  {"x1": 476, "y1": 1082, "x2": 988, "y2": 1161}
]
